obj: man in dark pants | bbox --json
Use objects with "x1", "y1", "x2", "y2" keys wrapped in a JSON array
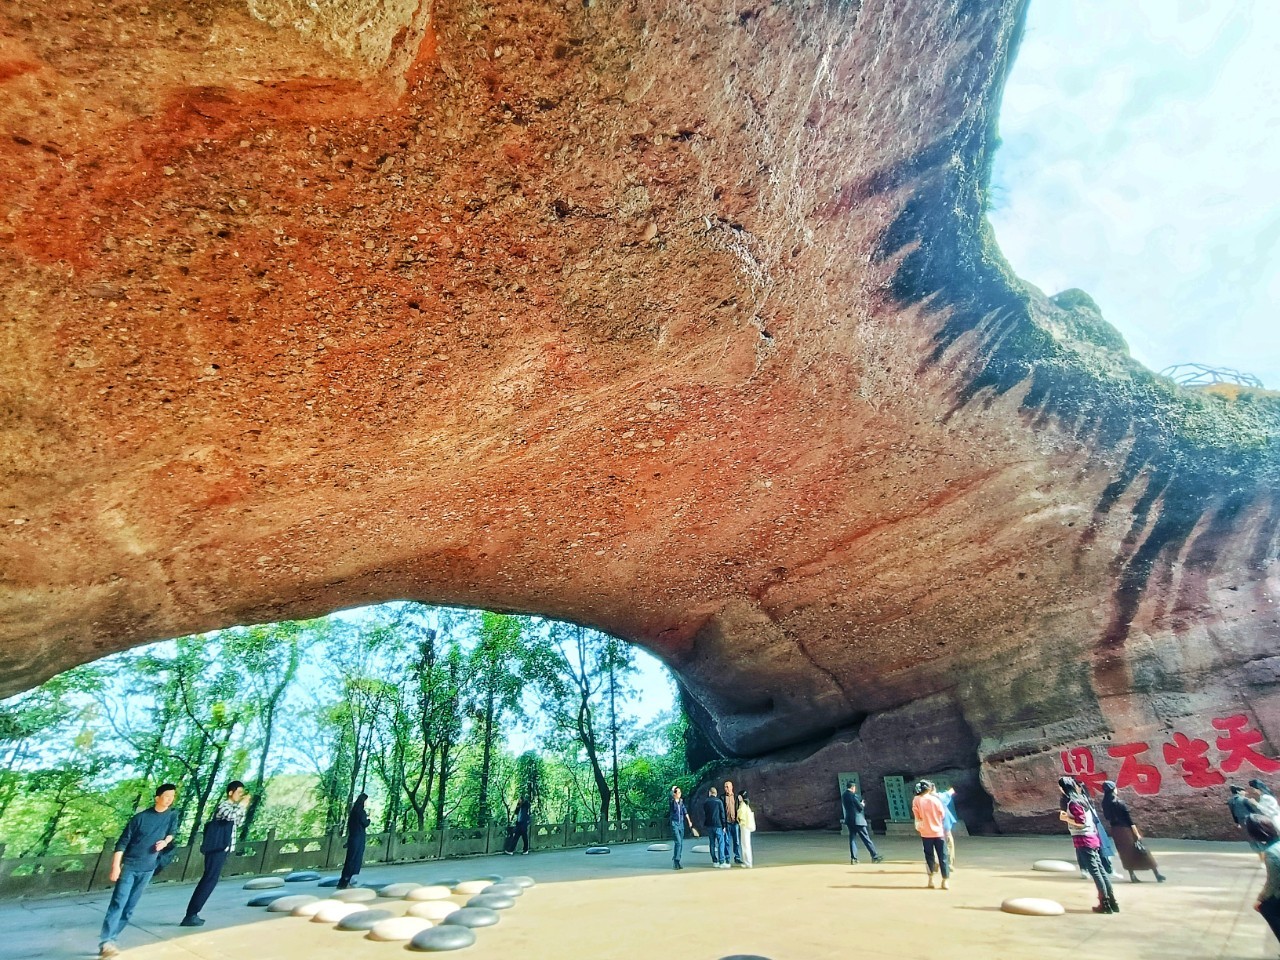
[
  {"x1": 98, "y1": 783, "x2": 179, "y2": 958},
  {"x1": 181, "y1": 780, "x2": 250, "y2": 927},
  {"x1": 508, "y1": 796, "x2": 532, "y2": 855},
  {"x1": 702, "y1": 787, "x2": 727, "y2": 868},
  {"x1": 841, "y1": 781, "x2": 883, "y2": 864},
  {"x1": 723, "y1": 780, "x2": 742, "y2": 865},
  {"x1": 668, "y1": 785, "x2": 698, "y2": 869}
]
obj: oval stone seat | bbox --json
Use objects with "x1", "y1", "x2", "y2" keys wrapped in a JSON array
[
  {"x1": 466, "y1": 894, "x2": 515, "y2": 910},
  {"x1": 1001, "y1": 897, "x2": 1066, "y2": 917},
  {"x1": 478, "y1": 874, "x2": 504, "y2": 882},
  {"x1": 409, "y1": 925, "x2": 477, "y2": 952},
  {"x1": 369, "y1": 916, "x2": 434, "y2": 941},
  {"x1": 431, "y1": 878, "x2": 461, "y2": 888},
  {"x1": 443, "y1": 907, "x2": 501, "y2": 928},
  {"x1": 317, "y1": 877, "x2": 341, "y2": 887},
  {"x1": 483, "y1": 882, "x2": 523, "y2": 897},
  {"x1": 585, "y1": 846, "x2": 610, "y2": 855},
  {"x1": 451, "y1": 880, "x2": 491, "y2": 896},
  {"x1": 1032, "y1": 860, "x2": 1079, "y2": 874},
  {"x1": 332, "y1": 887, "x2": 379, "y2": 902},
  {"x1": 285, "y1": 871, "x2": 322, "y2": 882},
  {"x1": 406, "y1": 885, "x2": 454, "y2": 901},
  {"x1": 267, "y1": 894, "x2": 319, "y2": 913},
  {"x1": 379, "y1": 882, "x2": 423, "y2": 898},
  {"x1": 507, "y1": 876, "x2": 536, "y2": 889},
  {"x1": 244, "y1": 877, "x2": 285, "y2": 890},
  {"x1": 691, "y1": 844, "x2": 710, "y2": 854},
  {"x1": 293, "y1": 899, "x2": 331, "y2": 917},
  {"x1": 408, "y1": 901, "x2": 461, "y2": 922},
  {"x1": 312, "y1": 901, "x2": 369, "y2": 923},
  {"x1": 336, "y1": 909, "x2": 396, "y2": 931},
  {"x1": 648, "y1": 843, "x2": 671, "y2": 852},
  {"x1": 247, "y1": 894, "x2": 285, "y2": 907}
]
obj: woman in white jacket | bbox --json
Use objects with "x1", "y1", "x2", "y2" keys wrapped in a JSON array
[{"x1": 738, "y1": 792, "x2": 757, "y2": 867}]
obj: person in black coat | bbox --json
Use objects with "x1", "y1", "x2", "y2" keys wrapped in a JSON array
[
  {"x1": 338, "y1": 793, "x2": 370, "y2": 889},
  {"x1": 181, "y1": 781, "x2": 250, "y2": 926},
  {"x1": 841, "y1": 781, "x2": 883, "y2": 864},
  {"x1": 510, "y1": 796, "x2": 532, "y2": 855}
]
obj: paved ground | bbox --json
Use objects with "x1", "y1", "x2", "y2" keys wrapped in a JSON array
[{"x1": 1, "y1": 832, "x2": 1276, "y2": 960}]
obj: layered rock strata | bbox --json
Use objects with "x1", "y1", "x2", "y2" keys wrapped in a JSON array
[{"x1": 1, "y1": 0, "x2": 1277, "y2": 835}]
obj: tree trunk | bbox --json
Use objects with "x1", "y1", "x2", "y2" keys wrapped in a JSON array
[
  {"x1": 477, "y1": 686, "x2": 496, "y2": 827},
  {"x1": 609, "y1": 657, "x2": 622, "y2": 822},
  {"x1": 242, "y1": 695, "x2": 281, "y2": 840}
]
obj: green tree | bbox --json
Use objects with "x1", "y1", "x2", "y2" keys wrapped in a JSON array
[
  {"x1": 466, "y1": 613, "x2": 524, "y2": 827},
  {"x1": 221, "y1": 619, "x2": 320, "y2": 838}
]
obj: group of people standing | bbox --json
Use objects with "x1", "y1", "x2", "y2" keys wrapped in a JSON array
[{"x1": 667, "y1": 780, "x2": 756, "y2": 870}]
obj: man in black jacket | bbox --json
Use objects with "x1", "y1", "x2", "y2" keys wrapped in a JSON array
[
  {"x1": 841, "y1": 781, "x2": 883, "y2": 864},
  {"x1": 702, "y1": 787, "x2": 728, "y2": 868},
  {"x1": 180, "y1": 781, "x2": 250, "y2": 927}
]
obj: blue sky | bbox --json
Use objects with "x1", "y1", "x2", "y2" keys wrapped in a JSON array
[{"x1": 989, "y1": 0, "x2": 1279, "y2": 388}]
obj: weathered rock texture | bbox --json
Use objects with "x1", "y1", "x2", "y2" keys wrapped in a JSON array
[{"x1": 2, "y1": 0, "x2": 1278, "y2": 836}]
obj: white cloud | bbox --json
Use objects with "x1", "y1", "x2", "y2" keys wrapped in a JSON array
[{"x1": 989, "y1": 0, "x2": 1280, "y2": 387}]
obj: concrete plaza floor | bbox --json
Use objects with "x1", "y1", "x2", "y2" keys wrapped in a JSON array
[{"x1": 1, "y1": 832, "x2": 1276, "y2": 960}]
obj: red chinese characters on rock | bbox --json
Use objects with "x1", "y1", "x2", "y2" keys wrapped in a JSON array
[
  {"x1": 1061, "y1": 716, "x2": 1279, "y2": 795},
  {"x1": 1059, "y1": 747, "x2": 1108, "y2": 794},
  {"x1": 1107, "y1": 742, "x2": 1162, "y2": 795},
  {"x1": 1213, "y1": 714, "x2": 1280, "y2": 775},
  {"x1": 1162, "y1": 733, "x2": 1226, "y2": 788}
]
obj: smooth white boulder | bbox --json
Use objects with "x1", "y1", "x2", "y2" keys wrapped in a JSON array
[
  {"x1": 406, "y1": 885, "x2": 454, "y2": 901},
  {"x1": 312, "y1": 901, "x2": 369, "y2": 923},
  {"x1": 1001, "y1": 897, "x2": 1066, "y2": 916},
  {"x1": 507, "y1": 875, "x2": 536, "y2": 889},
  {"x1": 379, "y1": 882, "x2": 423, "y2": 899},
  {"x1": 266, "y1": 894, "x2": 318, "y2": 912},
  {"x1": 292, "y1": 899, "x2": 331, "y2": 917},
  {"x1": 691, "y1": 844, "x2": 710, "y2": 854},
  {"x1": 451, "y1": 880, "x2": 491, "y2": 895},
  {"x1": 332, "y1": 887, "x2": 379, "y2": 902},
  {"x1": 369, "y1": 916, "x2": 434, "y2": 941},
  {"x1": 244, "y1": 876, "x2": 285, "y2": 890},
  {"x1": 408, "y1": 900, "x2": 461, "y2": 921},
  {"x1": 1032, "y1": 860, "x2": 1079, "y2": 874},
  {"x1": 647, "y1": 843, "x2": 671, "y2": 852}
]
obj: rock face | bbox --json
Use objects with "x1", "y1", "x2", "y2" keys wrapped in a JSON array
[{"x1": 1, "y1": 0, "x2": 1277, "y2": 836}]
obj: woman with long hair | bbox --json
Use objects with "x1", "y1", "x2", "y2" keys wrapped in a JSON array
[{"x1": 1101, "y1": 781, "x2": 1166, "y2": 883}]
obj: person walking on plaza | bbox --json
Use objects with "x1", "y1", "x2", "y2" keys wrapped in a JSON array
[
  {"x1": 98, "y1": 783, "x2": 179, "y2": 958},
  {"x1": 181, "y1": 780, "x2": 250, "y2": 926},
  {"x1": 737, "y1": 790, "x2": 757, "y2": 868},
  {"x1": 911, "y1": 780, "x2": 950, "y2": 889},
  {"x1": 338, "y1": 793, "x2": 370, "y2": 889},
  {"x1": 508, "y1": 796, "x2": 532, "y2": 855},
  {"x1": 723, "y1": 780, "x2": 743, "y2": 865},
  {"x1": 668, "y1": 785, "x2": 698, "y2": 869},
  {"x1": 1249, "y1": 779, "x2": 1280, "y2": 826},
  {"x1": 1229, "y1": 784, "x2": 1262, "y2": 828},
  {"x1": 939, "y1": 785, "x2": 958, "y2": 868},
  {"x1": 1246, "y1": 814, "x2": 1280, "y2": 950},
  {"x1": 1059, "y1": 777, "x2": 1118, "y2": 914},
  {"x1": 1100, "y1": 780, "x2": 1165, "y2": 883},
  {"x1": 702, "y1": 786, "x2": 728, "y2": 868},
  {"x1": 841, "y1": 781, "x2": 882, "y2": 864}
]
